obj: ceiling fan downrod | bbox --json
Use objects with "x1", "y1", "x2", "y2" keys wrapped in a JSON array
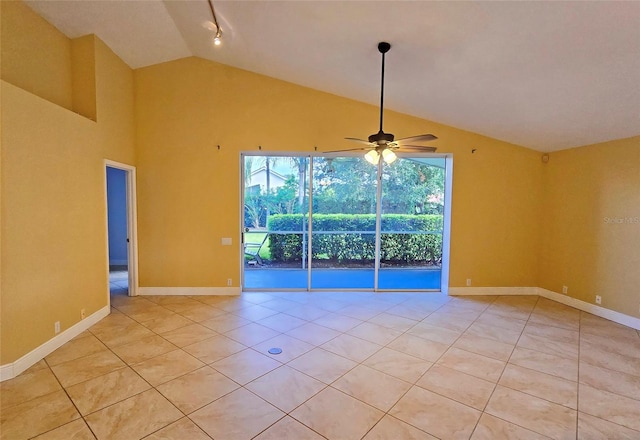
[{"x1": 370, "y1": 42, "x2": 394, "y2": 144}]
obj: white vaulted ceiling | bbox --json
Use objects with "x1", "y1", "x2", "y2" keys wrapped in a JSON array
[{"x1": 25, "y1": 0, "x2": 640, "y2": 152}]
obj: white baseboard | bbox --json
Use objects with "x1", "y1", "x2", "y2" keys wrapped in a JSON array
[
  {"x1": 537, "y1": 288, "x2": 640, "y2": 330},
  {"x1": 449, "y1": 287, "x2": 538, "y2": 296},
  {"x1": 138, "y1": 286, "x2": 241, "y2": 296},
  {"x1": 0, "y1": 305, "x2": 110, "y2": 382}
]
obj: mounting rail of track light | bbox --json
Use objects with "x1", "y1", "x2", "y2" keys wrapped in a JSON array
[{"x1": 207, "y1": 0, "x2": 223, "y2": 46}]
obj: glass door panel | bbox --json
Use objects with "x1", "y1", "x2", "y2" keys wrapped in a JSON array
[
  {"x1": 310, "y1": 156, "x2": 377, "y2": 289},
  {"x1": 378, "y1": 157, "x2": 445, "y2": 290},
  {"x1": 243, "y1": 155, "x2": 309, "y2": 289}
]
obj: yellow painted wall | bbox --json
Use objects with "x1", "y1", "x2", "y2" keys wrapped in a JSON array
[
  {"x1": 1, "y1": 0, "x2": 73, "y2": 110},
  {"x1": 0, "y1": 3, "x2": 135, "y2": 363},
  {"x1": 134, "y1": 57, "x2": 543, "y2": 290},
  {"x1": 540, "y1": 136, "x2": 640, "y2": 317}
]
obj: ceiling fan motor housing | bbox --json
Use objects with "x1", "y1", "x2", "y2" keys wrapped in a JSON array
[{"x1": 369, "y1": 130, "x2": 394, "y2": 144}]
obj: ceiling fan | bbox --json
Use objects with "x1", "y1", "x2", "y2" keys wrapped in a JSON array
[{"x1": 326, "y1": 42, "x2": 438, "y2": 164}]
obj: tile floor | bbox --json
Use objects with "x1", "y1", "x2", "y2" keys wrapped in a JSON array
[{"x1": 1, "y1": 290, "x2": 639, "y2": 439}]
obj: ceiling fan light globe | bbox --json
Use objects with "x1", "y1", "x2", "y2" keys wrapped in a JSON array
[
  {"x1": 382, "y1": 148, "x2": 397, "y2": 164},
  {"x1": 364, "y1": 150, "x2": 380, "y2": 165}
]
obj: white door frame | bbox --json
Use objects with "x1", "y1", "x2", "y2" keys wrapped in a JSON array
[{"x1": 104, "y1": 160, "x2": 139, "y2": 297}]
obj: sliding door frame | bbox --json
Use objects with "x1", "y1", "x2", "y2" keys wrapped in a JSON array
[{"x1": 240, "y1": 151, "x2": 453, "y2": 293}]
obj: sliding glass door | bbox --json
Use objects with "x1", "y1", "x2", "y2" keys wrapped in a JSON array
[
  {"x1": 310, "y1": 156, "x2": 376, "y2": 289},
  {"x1": 378, "y1": 157, "x2": 445, "y2": 290},
  {"x1": 241, "y1": 153, "x2": 449, "y2": 291}
]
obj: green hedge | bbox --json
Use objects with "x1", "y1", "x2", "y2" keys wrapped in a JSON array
[{"x1": 267, "y1": 214, "x2": 443, "y2": 264}]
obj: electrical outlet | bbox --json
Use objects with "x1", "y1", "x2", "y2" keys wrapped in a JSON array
[
  {"x1": 562, "y1": 286, "x2": 568, "y2": 294},
  {"x1": 81, "y1": 308, "x2": 86, "y2": 319},
  {"x1": 227, "y1": 278, "x2": 232, "y2": 286},
  {"x1": 466, "y1": 278, "x2": 471, "y2": 287},
  {"x1": 595, "y1": 295, "x2": 602, "y2": 305},
  {"x1": 54, "y1": 321, "x2": 61, "y2": 334}
]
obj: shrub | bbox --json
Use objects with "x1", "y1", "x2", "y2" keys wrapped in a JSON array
[{"x1": 267, "y1": 214, "x2": 443, "y2": 264}]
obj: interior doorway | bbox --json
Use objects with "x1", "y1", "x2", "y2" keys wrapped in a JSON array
[{"x1": 105, "y1": 161, "x2": 139, "y2": 297}]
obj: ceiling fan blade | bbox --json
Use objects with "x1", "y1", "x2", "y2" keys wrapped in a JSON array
[
  {"x1": 395, "y1": 134, "x2": 438, "y2": 144},
  {"x1": 323, "y1": 148, "x2": 371, "y2": 153},
  {"x1": 345, "y1": 137, "x2": 375, "y2": 146},
  {"x1": 395, "y1": 146, "x2": 437, "y2": 153}
]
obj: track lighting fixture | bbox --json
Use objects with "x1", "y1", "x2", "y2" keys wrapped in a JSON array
[{"x1": 207, "y1": 0, "x2": 223, "y2": 47}]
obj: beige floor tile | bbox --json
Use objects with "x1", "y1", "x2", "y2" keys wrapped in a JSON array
[
  {"x1": 384, "y1": 304, "x2": 434, "y2": 321},
  {"x1": 190, "y1": 388, "x2": 284, "y2": 440},
  {"x1": 45, "y1": 334, "x2": 107, "y2": 366},
  {"x1": 336, "y1": 304, "x2": 384, "y2": 321},
  {"x1": 285, "y1": 304, "x2": 330, "y2": 321},
  {"x1": 89, "y1": 312, "x2": 135, "y2": 332},
  {"x1": 486, "y1": 385, "x2": 576, "y2": 439},
  {"x1": 257, "y1": 313, "x2": 308, "y2": 333},
  {"x1": 174, "y1": 304, "x2": 226, "y2": 322},
  {"x1": 211, "y1": 348, "x2": 281, "y2": 385},
  {"x1": 579, "y1": 362, "x2": 640, "y2": 401},
  {"x1": 162, "y1": 298, "x2": 210, "y2": 313},
  {"x1": 200, "y1": 313, "x2": 250, "y2": 333},
  {"x1": 581, "y1": 331, "x2": 640, "y2": 359},
  {"x1": 453, "y1": 333, "x2": 515, "y2": 361},
  {"x1": 291, "y1": 386, "x2": 383, "y2": 440},
  {"x1": 288, "y1": 347, "x2": 357, "y2": 384},
  {"x1": 474, "y1": 313, "x2": 527, "y2": 332},
  {"x1": 50, "y1": 350, "x2": 126, "y2": 387},
  {"x1": 31, "y1": 419, "x2": 96, "y2": 440},
  {"x1": 313, "y1": 312, "x2": 363, "y2": 332},
  {"x1": 117, "y1": 303, "x2": 175, "y2": 323},
  {"x1": 132, "y1": 349, "x2": 205, "y2": 386},
  {"x1": 577, "y1": 412, "x2": 640, "y2": 440},
  {"x1": 111, "y1": 334, "x2": 178, "y2": 365},
  {"x1": 0, "y1": 390, "x2": 80, "y2": 440},
  {"x1": 143, "y1": 417, "x2": 211, "y2": 440},
  {"x1": 390, "y1": 385, "x2": 481, "y2": 439},
  {"x1": 386, "y1": 334, "x2": 449, "y2": 362},
  {"x1": 347, "y1": 321, "x2": 403, "y2": 345},
  {"x1": 0, "y1": 367, "x2": 61, "y2": 409},
  {"x1": 22, "y1": 359, "x2": 49, "y2": 374},
  {"x1": 499, "y1": 364, "x2": 577, "y2": 409},
  {"x1": 417, "y1": 364, "x2": 495, "y2": 410},
  {"x1": 160, "y1": 323, "x2": 217, "y2": 348},
  {"x1": 333, "y1": 365, "x2": 412, "y2": 411},
  {"x1": 156, "y1": 366, "x2": 239, "y2": 414},
  {"x1": 363, "y1": 347, "x2": 432, "y2": 383},
  {"x1": 253, "y1": 416, "x2": 325, "y2": 440},
  {"x1": 522, "y1": 321, "x2": 579, "y2": 344},
  {"x1": 581, "y1": 314, "x2": 640, "y2": 341},
  {"x1": 471, "y1": 413, "x2": 548, "y2": 440},
  {"x1": 182, "y1": 334, "x2": 246, "y2": 364},
  {"x1": 363, "y1": 415, "x2": 437, "y2": 440},
  {"x1": 406, "y1": 322, "x2": 462, "y2": 345},
  {"x1": 253, "y1": 334, "x2": 314, "y2": 363},
  {"x1": 580, "y1": 340, "x2": 640, "y2": 376},
  {"x1": 528, "y1": 311, "x2": 580, "y2": 331},
  {"x1": 232, "y1": 304, "x2": 279, "y2": 321},
  {"x1": 517, "y1": 333, "x2": 579, "y2": 360},
  {"x1": 246, "y1": 365, "x2": 325, "y2": 412},
  {"x1": 285, "y1": 321, "x2": 341, "y2": 346},
  {"x1": 421, "y1": 312, "x2": 475, "y2": 332},
  {"x1": 509, "y1": 347, "x2": 578, "y2": 381},
  {"x1": 66, "y1": 367, "x2": 150, "y2": 415},
  {"x1": 465, "y1": 321, "x2": 522, "y2": 345},
  {"x1": 91, "y1": 320, "x2": 156, "y2": 348},
  {"x1": 141, "y1": 313, "x2": 194, "y2": 334},
  {"x1": 436, "y1": 347, "x2": 506, "y2": 382},
  {"x1": 483, "y1": 305, "x2": 534, "y2": 322},
  {"x1": 85, "y1": 389, "x2": 182, "y2": 440},
  {"x1": 223, "y1": 322, "x2": 281, "y2": 346},
  {"x1": 368, "y1": 312, "x2": 417, "y2": 332},
  {"x1": 578, "y1": 383, "x2": 640, "y2": 431},
  {"x1": 321, "y1": 333, "x2": 382, "y2": 363}
]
